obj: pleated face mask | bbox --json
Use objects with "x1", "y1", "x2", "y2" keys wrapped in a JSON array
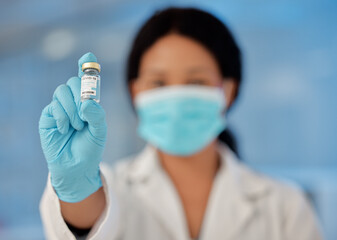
[{"x1": 135, "y1": 85, "x2": 227, "y2": 156}]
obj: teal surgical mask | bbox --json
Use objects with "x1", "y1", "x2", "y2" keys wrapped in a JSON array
[{"x1": 135, "y1": 85, "x2": 227, "y2": 156}]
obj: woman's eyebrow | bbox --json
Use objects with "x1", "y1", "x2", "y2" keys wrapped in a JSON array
[{"x1": 186, "y1": 67, "x2": 209, "y2": 74}]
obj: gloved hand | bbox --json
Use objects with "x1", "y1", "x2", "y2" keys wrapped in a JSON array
[{"x1": 39, "y1": 52, "x2": 107, "y2": 203}]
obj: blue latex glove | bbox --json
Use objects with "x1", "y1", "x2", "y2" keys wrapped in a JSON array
[{"x1": 39, "y1": 52, "x2": 107, "y2": 203}]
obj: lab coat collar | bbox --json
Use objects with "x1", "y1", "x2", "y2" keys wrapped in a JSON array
[
  {"x1": 198, "y1": 143, "x2": 271, "y2": 239},
  {"x1": 217, "y1": 142, "x2": 271, "y2": 198},
  {"x1": 126, "y1": 143, "x2": 158, "y2": 183},
  {"x1": 127, "y1": 144, "x2": 190, "y2": 240},
  {"x1": 127, "y1": 143, "x2": 271, "y2": 240},
  {"x1": 128, "y1": 142, "x2": 270, "y2": 197}
]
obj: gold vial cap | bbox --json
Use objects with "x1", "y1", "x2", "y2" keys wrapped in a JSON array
[{"x1": 82, "y1": 62, "x2": 101, "y2": 72}]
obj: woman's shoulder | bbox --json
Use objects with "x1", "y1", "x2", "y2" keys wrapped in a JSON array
[
  {"x1": 232, "y1": 159, "x2": 317, "y2": 225},
  {"x1": 235, "y1": 159, "x2": 308, "y2": 204},
  {"x1": 234, "y1": 162, "x2": 322, "y2": 238}
]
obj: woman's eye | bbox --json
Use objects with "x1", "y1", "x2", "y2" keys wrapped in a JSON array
[
  {"x1": 186, "y1": 79, "x2": 208, "y2": 85},
  {"x1": 149, "y1": 80, "x2": 166, "y2": 87}
]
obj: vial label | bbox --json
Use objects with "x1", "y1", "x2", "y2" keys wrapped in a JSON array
[{"x1": 81, "y1": 75, "x2": 99, "y2": 100}]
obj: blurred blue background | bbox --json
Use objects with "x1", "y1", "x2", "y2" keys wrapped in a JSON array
[{"x1": 0, "y1": 0, "x2": 336, "y2": 239}]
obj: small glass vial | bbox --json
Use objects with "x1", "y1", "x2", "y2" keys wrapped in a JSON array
[{"x1": 81, "y1": 62, "x2": 101, "y2": 103}]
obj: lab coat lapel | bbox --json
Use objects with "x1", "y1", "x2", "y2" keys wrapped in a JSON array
[
  {"x1": 128, "y1": 145, "x2": 190, "y2": 240},
  {"x1": 199, "y1": 144, "x2": 270, "y2": 240}
]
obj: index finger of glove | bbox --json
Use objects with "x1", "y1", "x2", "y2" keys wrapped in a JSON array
[
  {"x1": 39, "y1": 100, "x2": 70, "y2": 135},
  {"x1": 66, "y1": 76, "x2": 81, "y2": 108},
  {"x1": 39, "y1": 102, "x2": 57, "y2": 130},
  {"x1": 53, "y1": 84, "x2": 84, "y2": 131}
]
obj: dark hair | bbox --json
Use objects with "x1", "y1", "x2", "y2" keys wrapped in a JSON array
[{"x1": 126, "y1": 7, "x2": 242, "y2": 156}]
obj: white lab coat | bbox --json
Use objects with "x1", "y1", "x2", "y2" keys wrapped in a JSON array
[{"x1": 40, "y1": 143, "x2": 323, "y2": 240}]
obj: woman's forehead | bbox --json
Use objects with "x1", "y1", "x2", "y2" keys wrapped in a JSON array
[
  {"x1": 139, "y1": 66, "x2": 217, "y2": 76},
  {"x1": 139, "y1": 34, "x2": 222, "y2": 76}
]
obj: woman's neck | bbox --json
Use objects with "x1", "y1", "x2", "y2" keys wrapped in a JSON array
[{"x1": 157, "y1": 140, "x2": 221, "y2": 180}]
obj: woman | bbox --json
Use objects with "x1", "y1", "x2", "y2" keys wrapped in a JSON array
[{"x1": 39, "y1": 7, "x2": 322, "y2": 240}]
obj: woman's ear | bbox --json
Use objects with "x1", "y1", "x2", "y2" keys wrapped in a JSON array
[{"x1": 223, "y1": 78, "x2": 237, "y2": 109}]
